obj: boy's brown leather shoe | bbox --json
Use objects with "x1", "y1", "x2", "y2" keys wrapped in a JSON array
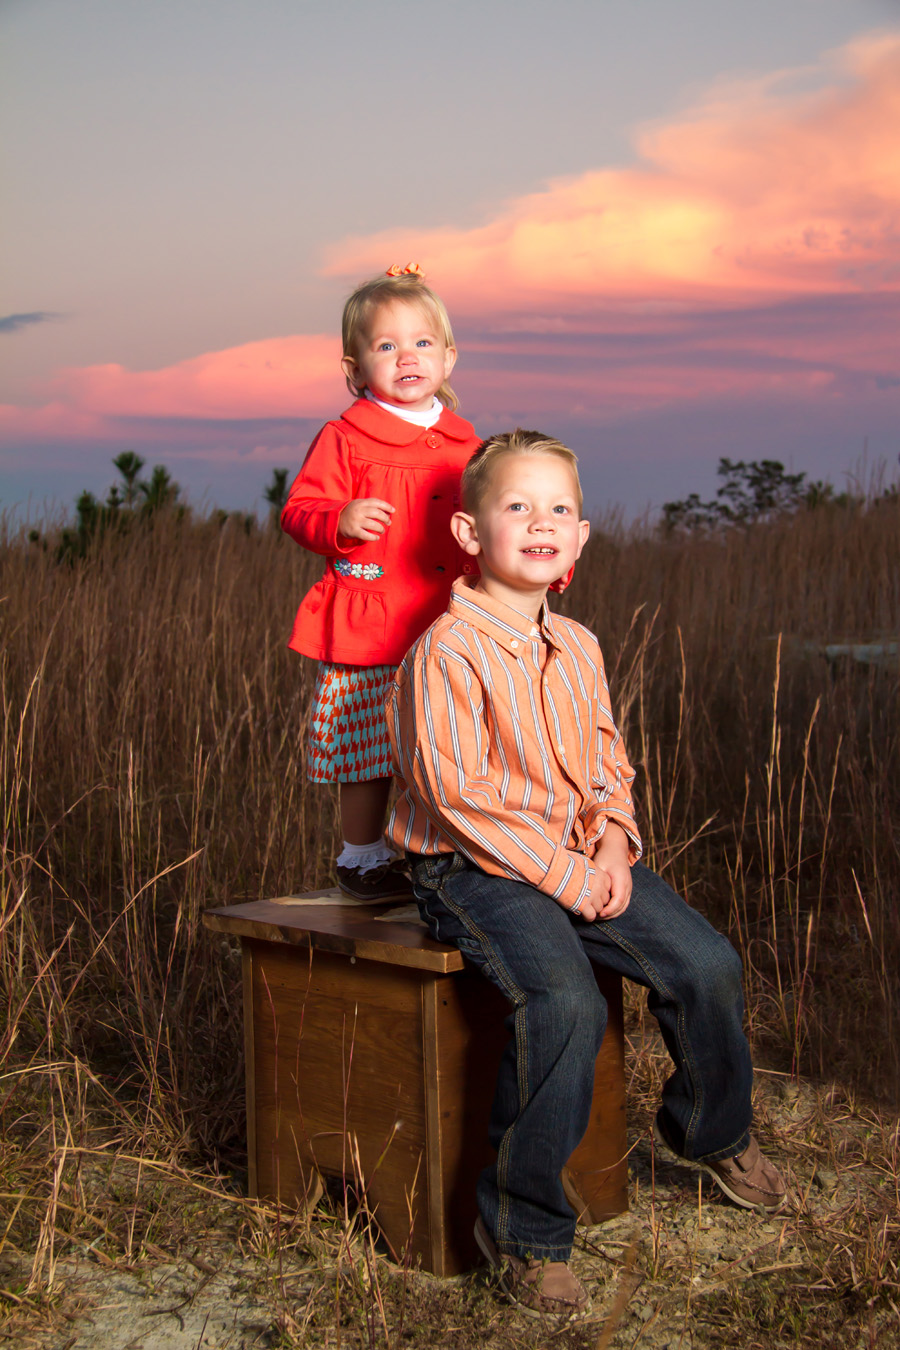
[
  {"x1": 474, "y1": 1216, "x2": 590, "y2": 1319},
  {"x1": 653, "y1": 1118, "x2": 786, "y2": 1212},
  {"x1": 700, "y1": 1136, "x2": 786, "y2": 1211}
]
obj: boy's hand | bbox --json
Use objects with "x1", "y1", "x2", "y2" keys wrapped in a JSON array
[
  {"x1": 583, "y1": 823, "x2": 633, "y2": 921},
  {"x1": 587, "y1": 861, "x2": 631, "y2": 919},
  {"x1": 338, "y1": 498, "x2": 395, "y2": 542},
  {"x1": 567, "y1": 873, "x2": 605, "y2": 923}
]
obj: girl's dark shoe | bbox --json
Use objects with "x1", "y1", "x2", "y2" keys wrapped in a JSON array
[{"x1": 335, "y1": 859, "x2": 414, "y2": 902}]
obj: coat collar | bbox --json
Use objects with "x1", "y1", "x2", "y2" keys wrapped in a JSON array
[
  {"x1": 339, "y1": 398, "x2": 475, "y2": 446},
  {"x1": 447, "y1": 577, "x2": 562, "y2": 655}
]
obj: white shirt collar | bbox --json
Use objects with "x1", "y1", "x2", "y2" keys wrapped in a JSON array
[{"x1": 364, "y1": 389, "x2": 444, "y2": 429}]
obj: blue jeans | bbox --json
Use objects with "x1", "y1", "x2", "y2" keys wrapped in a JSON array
[{"x1": 410, "y1": 854, "x2": 753, "y2": 1262}]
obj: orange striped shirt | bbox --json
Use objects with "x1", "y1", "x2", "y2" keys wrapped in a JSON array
[{"x1": 387, "y1": 578, "x2": 642, "y2": 912}]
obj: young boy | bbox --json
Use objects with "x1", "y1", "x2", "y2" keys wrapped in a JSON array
[{"x1": 386, "y1": 430, "x2": 785, "y2": 1317}]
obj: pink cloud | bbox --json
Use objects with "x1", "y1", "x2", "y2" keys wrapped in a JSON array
[
  {"x1": 49, "y1": 335, "x2": 344, "y2": 419},
  {"x1": 458, "y1": 350, "x2": 843, "y2": 425},
  {"x1": 0, "y1": 399, "x2": 105, "y2": 440},
  {"x1": 3, "y1": 31, "x2": 899, "y2": 465},
  {"x1": 324, "y1": 34, "x2": 900, "y2": 316},
  {"x1": 0, "y1": 335, "x2": 345, "y2": 442}
]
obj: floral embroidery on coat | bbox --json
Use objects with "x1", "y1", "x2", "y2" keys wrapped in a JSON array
[{"x1": 333, "y1": 559, "x2": 385, "y2": 580}]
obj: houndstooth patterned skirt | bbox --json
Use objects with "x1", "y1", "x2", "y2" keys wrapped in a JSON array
[{"x1": 307, "y1": 662, "x2": 396, "y2": 783}]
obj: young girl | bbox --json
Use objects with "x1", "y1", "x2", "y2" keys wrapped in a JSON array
[{"x1": 281, "y1": 266, "x2": 481, "y2": 900}]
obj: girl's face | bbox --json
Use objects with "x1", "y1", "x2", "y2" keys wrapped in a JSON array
[{"x1": 341, "y1": 300, "x2": 457, "y2": 412}]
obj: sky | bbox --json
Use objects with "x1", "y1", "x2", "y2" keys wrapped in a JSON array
[{"x1": 3, "y1": 0, "x2": 900, "y2": 522}]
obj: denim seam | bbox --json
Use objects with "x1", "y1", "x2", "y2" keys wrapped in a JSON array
[
  {"x1": 697, "y1": 1130, "x2": 753, "y2": 1165},
  {"x1": 495, "y1": 1240, "x2": 572, "y2": 1261},
  {"x1": 434, "y1": 884, "x2": 529, "y2": 1244},
  {"x1": 598, "y1": 924, "x2": 704, "y2": 1156},
  {"x1": 496, "y1": 1007, "x2": 529, "y2": 1242}
]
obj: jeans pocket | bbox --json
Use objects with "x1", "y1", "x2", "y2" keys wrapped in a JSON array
[
  {"x1": 454, "y1": 933, "x2": 496, "y2": 980},
  {"x1": 412, "y1": 857, "x2": 495, "y2": 977},
  {"x1": 410, "y1": 851, "x2": 466, "y2": 893}
]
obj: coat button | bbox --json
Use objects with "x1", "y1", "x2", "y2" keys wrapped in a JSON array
[
  {"x1": 463, "y1": 564, "x2": 473, "y2": 573},
  {"x1": 425, "y1": 432, "x2": 442, "y2": 449}
]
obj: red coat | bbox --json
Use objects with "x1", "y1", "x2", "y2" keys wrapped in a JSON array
[{"x1": 281, "y1": 399, "x2": 481, "y2": 666}]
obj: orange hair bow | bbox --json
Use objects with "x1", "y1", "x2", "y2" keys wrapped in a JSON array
[{"x1": 386, "y1": 262, "x2": 424, "y2": 277}]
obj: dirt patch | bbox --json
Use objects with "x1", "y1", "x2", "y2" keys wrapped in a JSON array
[
  {"x1": 7, "y1": 1077, "x2": 899, "y2": 1350},
  {"x1": 29, "y1": 1254, "x2": 272, "y2": 1350}
]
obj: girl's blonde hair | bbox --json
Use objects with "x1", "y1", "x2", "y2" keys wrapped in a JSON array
[{"x1": 341, "y1": 271, "x2": 459, "y2": 410}]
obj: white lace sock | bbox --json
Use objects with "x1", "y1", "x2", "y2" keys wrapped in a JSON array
[{"x1": 336, "y1": 839, "x2": 395, "y2": 874}]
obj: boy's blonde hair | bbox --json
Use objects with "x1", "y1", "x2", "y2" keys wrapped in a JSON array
[
  {"x1": 461, "y1": 429, "x2": 584, "y2": 515},
  {"x1": 341, "y1": 271, "x2": 459, "y2": 410}
]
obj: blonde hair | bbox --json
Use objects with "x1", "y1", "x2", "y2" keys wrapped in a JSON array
[
  {"x1": 461, "y1": 429, "x2": 584, "y2": 514},
  {"x1": 341, "y1": 271, "x2": 459, "y2": 410}
]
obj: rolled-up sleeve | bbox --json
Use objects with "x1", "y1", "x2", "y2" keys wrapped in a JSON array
[{"x1": 581, "y1": 648, "x2": 642, "y2": 862}]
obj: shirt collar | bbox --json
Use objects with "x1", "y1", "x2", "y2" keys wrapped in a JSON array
[
  {"x1": 340, "y1": 397, "x2": 473, "y2": 445},
  {"x1": 448, "y1": 577, "x2": 562, "y2": 654},
  {"x1": 364, "y1": 389, "x2": 443, "y2": 429}
]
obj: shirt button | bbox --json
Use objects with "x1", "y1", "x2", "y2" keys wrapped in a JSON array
[
  {"x1": 510, "y1": 639, "x2": 518, "y2": 648},
  {"x1": 425, "y1": 432, "x2": 442, "y2": 449}
]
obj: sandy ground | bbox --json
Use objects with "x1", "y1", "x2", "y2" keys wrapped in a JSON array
[
  {"x1": 8, "y1": 1079, "x2": 898, "y2": 1349},
  {"x1": 38, "y1": 1255, "x2": 271, "y2": 1350},
  {"x1": 15, "y1": 1144, "x2": 867, "y2": 1349}
]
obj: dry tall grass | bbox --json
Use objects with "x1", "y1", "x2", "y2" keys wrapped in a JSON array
[
  {"x1": 560, "y1": 497, "x2": 899, "y2": 1095},
  {"x1": 1, "y1": 497, "x2": 898, "y2": 1342}
]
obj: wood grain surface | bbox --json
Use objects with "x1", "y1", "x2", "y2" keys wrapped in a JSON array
[{"x1": 206, "y1": 900, "x2": 627, "y2": 1274}]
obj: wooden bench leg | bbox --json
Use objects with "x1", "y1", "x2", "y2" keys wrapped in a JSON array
[{"x1": 245, "y1": 939, "x2": 439, "y2": 1264}]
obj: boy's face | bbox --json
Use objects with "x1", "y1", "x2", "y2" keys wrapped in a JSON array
[
  {"x1": 451, "y1": 453, "x2": 589, "y2": 618},
  {"x1": 341, "y1": 299, "x2": 456, "y2": 412}
]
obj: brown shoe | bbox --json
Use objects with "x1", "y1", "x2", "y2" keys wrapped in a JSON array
[
  {"x1": 701, "y1": 1137, "x2": 786, "y2": 1211},
  {"x1": 335, "y1": 859, "x2": 414, "y2": 902},
  {"x1": 653, "y1": 1119, "x2": 786, "y2": 1212},
  {"x1": 474, "y1": 1216, "x2": 589, "y2": 1319}
]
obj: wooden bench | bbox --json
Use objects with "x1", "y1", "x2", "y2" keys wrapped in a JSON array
[{"x1": 203, "y1": 894, "x2": 627, "y2": 1276}]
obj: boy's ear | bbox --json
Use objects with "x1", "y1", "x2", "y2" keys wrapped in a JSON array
[
  {"x1": 550, "y1": 520, "x2": 591, "y2": 593},
  {"x1": 442, "y1": 346, "x2": 458, "y2": 380},
  {"x1": 451, "y1": 510, "x2": 481, "y2": 556}
]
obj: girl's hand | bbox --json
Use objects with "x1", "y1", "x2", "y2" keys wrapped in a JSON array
[{"x1": 338, "y1": 498, "x2": 395, "y2": 542}]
